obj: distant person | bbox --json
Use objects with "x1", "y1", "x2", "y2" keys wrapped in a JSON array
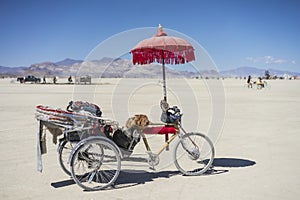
[
  {"x1": 53, "y1": 76, "x2": 57, "y2": 84},
  {"x1": 43, "y1": 76, "x2": 46, "y2": 84},
  {"x1": 68, "y1": 76, "x2": 72, "y2": 84},
  {"x1": 256, "y1": 77, "x2": 264, "y2": 89},
  {"x1": 265, "y1": 70, "x2": 270, "y2": 80},
  {"x1": 247, "y1": 75, "x2": 252, "y2": 88}
]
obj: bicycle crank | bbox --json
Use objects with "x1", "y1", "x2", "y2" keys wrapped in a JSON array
[{"x1": 146, "y1": 152, "x2": 160, "y2": 170}]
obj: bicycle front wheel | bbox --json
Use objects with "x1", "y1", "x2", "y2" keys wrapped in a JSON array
[{"x1": 173, "y1": 132, "x2": 215, "y2": 176}]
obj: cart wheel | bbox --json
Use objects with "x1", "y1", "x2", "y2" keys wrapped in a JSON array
[
  {"x1": 70, "y1": 137, "x2": 121, "y2": 191},
  {"x1": 58, "y1": 140, "x2": 76, "y2": 176},
  {"x1": 173, "y1": 132, "x2": 215, "y2": 176}
]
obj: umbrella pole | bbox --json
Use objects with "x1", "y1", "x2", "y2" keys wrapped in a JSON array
[
  {"x1": 162, "y1": 57, "x2": 167, "y2": 102},
  {"x1": 162, "y1": 56, "x2": 169, "y2": 151}
]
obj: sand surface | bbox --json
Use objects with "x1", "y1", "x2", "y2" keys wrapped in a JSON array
[{"x1": 0, "y1": 78, "x2": 299, "y2": 199}]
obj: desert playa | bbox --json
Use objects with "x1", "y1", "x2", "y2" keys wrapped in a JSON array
[{"x1": 0, "y1": 78, "x2": 299, "y2": 199}]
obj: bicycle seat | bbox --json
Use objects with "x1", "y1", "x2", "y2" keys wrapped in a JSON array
[{"x1": 143, "y1": 126, "x2": 176, "y2": 135}]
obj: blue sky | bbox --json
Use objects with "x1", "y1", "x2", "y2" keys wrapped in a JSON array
[{"x1": 0, "y1": 0, "x2": 299, "y2": 72}]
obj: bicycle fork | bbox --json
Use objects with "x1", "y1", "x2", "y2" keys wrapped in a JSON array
[{"x1": 178, "y1": 125, "x2": 200, "y2": 160}]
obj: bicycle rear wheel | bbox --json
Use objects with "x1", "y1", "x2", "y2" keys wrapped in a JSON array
[
  {"x1": 70, "y1": 138, "x2": 121, "y2": 191},
  {"x1": 58, "y1": 140, "x2": 76, "y2": 176},
  {"x1": 173, "y1": 132, "x2": 215, "y2": 176}
]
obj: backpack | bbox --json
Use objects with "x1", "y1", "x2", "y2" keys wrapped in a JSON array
[
  {"x1": 112, "y1": 128, "x2": 140, "y2": 151},
  {"x1": 67, "y1": 100, "x2": 102, "y2": 117},
  {"x1": 161, "y1": 106, "x2": 182, "y2": 123}
]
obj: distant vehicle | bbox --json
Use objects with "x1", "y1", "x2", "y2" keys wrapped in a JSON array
[
  {"x1": 17, "y1": 75, "x2": 41, "y2": 83},
  {"x1": 75, "y1": 75, "x2": 91, "y2": 84}
]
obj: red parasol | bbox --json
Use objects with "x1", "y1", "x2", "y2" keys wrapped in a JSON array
[{"x1": 131, "y1": 24, "x2": 195, "y2": 102}]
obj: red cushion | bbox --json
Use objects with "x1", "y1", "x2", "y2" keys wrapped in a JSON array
[{"x1": 143, "y1": 126, "x2": 176, "y2": 135}]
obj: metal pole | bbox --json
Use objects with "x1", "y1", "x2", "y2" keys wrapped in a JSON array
[
  {"x1": 162, "y1": 53, "x2": 167, "y2": 102},
  {"x1": 162, "y1": 52, "x2": 169, "y2": 150}
]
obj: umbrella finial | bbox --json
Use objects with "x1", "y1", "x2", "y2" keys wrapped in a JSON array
[{"x1": 156, "y1": 24, "x2": 167, "y2": 37}]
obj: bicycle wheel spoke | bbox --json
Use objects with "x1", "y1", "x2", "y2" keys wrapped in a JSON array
[
  {"x1": 99, "y1": 170, "x2": 115, "y2": 183},
  {"x1": 88, "y1": 171, "x2": 97, "y2": 183}
]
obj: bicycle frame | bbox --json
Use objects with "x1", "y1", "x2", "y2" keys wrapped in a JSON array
[{"x1": 139, "y1": 122, "x2": 188, "y2": 156}]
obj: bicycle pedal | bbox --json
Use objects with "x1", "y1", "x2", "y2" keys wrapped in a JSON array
[{"x1": 146, "y1": 151, "x2": 160, "y2": 168}]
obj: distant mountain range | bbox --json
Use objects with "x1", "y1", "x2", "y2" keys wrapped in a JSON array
[
  {"x1": 221, "y1": 66, "x2": 300, "y2": 78},
  {"x1": 0, "y1": 58, "x2": 299, "y2": 78},
  {"x1": 0, "y1": 66, "x2": 27, "y2": 76}
]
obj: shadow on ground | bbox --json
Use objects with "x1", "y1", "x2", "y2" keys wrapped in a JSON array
[
  {"x1": 211, "y1": 158, "x2": 256, "y2": 168},
  {"x1": 113, "y1": 170, "x2": 179, "y2": 189},
  {"x1": 51, "y1": 157, "x2": 255, "y2": 190},
  {"x1": 50, "y1": 170, "x2": 179, "y2": 190}
]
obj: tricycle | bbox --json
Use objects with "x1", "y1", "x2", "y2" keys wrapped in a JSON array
[{"x1": 36, "y1": 100, "x2": 214, "y2": 191}]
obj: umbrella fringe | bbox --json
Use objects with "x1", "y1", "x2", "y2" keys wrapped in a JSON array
[{"x1": 132, "y1": 49, "x2": 195, "y2": 65}]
